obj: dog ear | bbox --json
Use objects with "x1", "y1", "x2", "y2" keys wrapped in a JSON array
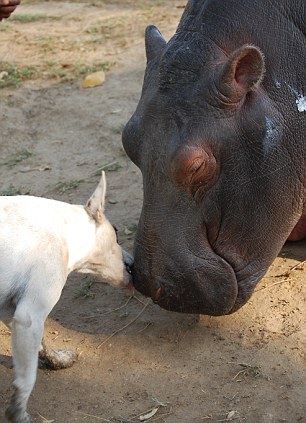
[{"x1": 86, "y1": 171, "x2": 106, "y2": 223}]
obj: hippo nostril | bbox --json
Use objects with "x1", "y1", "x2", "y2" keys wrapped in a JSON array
[{"x1": 154, "y1": 287, "x2": 162, "y2": 302}]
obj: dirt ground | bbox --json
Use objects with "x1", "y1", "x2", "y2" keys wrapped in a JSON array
[{"x1": 0, "y1": 2, "x2": 305, "y2": 422}]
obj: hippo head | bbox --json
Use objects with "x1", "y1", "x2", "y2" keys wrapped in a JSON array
[{"x1": 122, "y1": 23, "x2": 304, "y2": 315}]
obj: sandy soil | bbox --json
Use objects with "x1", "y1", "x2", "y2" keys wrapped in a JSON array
[{"x1": 0, "y1": 2, "x2": 305, "y2": 422}]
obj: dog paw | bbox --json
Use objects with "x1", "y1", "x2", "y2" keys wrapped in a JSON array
[
  {"x1": 5, "y1": 389, "x2": 33, "y2": 423},
  {"x1": 39, "y1": 346, "x2": 77, "y2": 370},
  {"x1": 5, "y1": 405, "x2": 32, "y2": 423}
]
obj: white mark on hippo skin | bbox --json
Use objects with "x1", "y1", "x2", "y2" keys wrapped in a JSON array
[
  {"x1": 296, "y1": 95, "x2": 306, "y2": 112},
  {"x1": 275, "y1": 80, "x2": 281, "y2": 89},
  {"x1": 263, "y1": 117, "x2": 281, "y2": 154},
  {"x1": 286, "y1": 84, "x2": 306, "y2": 112}
]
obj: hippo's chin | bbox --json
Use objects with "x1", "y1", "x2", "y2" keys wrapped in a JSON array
[{"x1": 132, "y1": 252, "x2": 240, "y2": 316}]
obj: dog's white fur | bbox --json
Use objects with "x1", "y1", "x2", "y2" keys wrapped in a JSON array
[{"x1": 0, "y1": 172, "x2": 133, "y2": 423}]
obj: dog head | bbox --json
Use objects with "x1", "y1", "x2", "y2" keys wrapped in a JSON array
[{"x1": 83, "y1": 171, "x2": 133, "y2": 288}]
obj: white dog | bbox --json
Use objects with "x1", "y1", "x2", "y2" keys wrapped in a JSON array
[{"x1": 0, "y1": 171, "x2": 133, "y2": 423}]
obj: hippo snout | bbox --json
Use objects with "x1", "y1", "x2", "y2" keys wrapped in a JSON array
[{"x1": 131, "y1": 241, "x2": 239, "y2": 315}]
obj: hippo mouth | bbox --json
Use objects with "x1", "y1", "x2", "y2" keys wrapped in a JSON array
[
  {"x1": 132, "y1": 260, "x2": 266, "y2": 315},
  {"x1": 131, "y1": 246, "x2": 242, "y2": 316}
]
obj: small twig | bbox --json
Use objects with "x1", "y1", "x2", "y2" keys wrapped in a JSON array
[
  {"x1": 288, "y1": 259, "x2": 306, "y2": 272},
  {"x1": 82, "y1": 296, "x2": 133, "y2": 319},
  {"x1": 255, "y1": 278, "x2": 292, "y2": 292},
  {"x1": 137, "y1": 321, "x2": 152, "y2": 333},
  {"x1": 96, "y1": 301, "x2": 150, "y2": 349},
  {"x1": 231, "y1": 363, "x2": 262, "y2": 381},
  {"x1": 37, "y1": 413, "x2": 55, "y2": 423},
  {"x1": 128, "y1": 407, "x2": 171, "y2": 423},
  {"x1": 90, "y1": 161, "x2": 119, "y2": 177},
  {"x1": 130, "y1": 408, "x2": 153, "y2": 420},
  {"x1": 117, "y1": 418, "x2": 135, "y2": 423},
  {"x1": 149, "y1": 411, "x2": 173, "y2": 422},
  {"x1": 131, "y1": 293, "x2": 148, "y2": 306},
  {"x1": 76, "y1": 411, "x2": 111, "y2": 421},
  {"x1": 256, "y1": 259, "x2": 305, "y2": 292},
  {"x1": 232, "y1": 369, "x2": 247, "y2": 381}
]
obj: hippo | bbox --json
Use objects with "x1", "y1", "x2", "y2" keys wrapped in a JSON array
[{"x1": 122, "y1": 0, "x2": 306, "y2": 315}]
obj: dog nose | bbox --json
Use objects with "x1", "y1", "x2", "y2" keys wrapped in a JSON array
[
  {"x1": 123, "y1": 250, "x2": 134, "y2": 269},
  {"x1": 123, "y1": 250, "x2": 134, "y2": 288},
  {"x1": 125, "y1": 262, "x2": 132, "y2": 275}
]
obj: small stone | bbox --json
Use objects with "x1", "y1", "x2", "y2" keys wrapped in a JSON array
[{"x1": 81, "y1": 71, "x2": 105, "y2": 88}]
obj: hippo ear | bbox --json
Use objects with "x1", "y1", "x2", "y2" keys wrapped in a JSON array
[
  {"x1": 145, "y1": 25, "x2": 166, "y2": 63},
  {"x1": 216, "y1": 45, "x2": 265, "y2": 102}
]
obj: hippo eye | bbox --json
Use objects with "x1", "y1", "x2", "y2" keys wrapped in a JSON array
[
  {"x1": 170, "y1": 146, "x2": 218, "y2": 196},
  {"x1": 186, "y1": 157, "x2": 205, "y2": 175}
]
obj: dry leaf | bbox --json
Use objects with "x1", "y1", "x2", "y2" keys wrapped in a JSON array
[
  {"x1": 0, "y1": 71, "x2": 8, "y2": 80},
  {"x1": 81, "y1": 71, "x2": 105, "y2": 88},
  {"x1": 227, "y1": 410, "x2": 237, "y2": 420},
  {"x1": 139, "y1": 407, "x2": 159, "y2": 421},
  {"x1": 38, "y1": 413, "x2": 55, "y2": 423}
]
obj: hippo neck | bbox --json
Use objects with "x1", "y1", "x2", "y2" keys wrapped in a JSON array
[
  {"x1": 175, "y1": 0, "x2": 305, "y2": 65},
  {"x1": 178, "y1": 0, "x2": 305, "y2": 37}
]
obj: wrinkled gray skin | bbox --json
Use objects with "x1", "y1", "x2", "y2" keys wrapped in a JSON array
[{"x1": 123, "y1": 0, "x2": 306, "y2": 315}]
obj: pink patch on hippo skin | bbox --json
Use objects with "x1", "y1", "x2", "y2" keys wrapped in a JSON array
[
  {"x1": 287, "y1": 215, "x2": 306, "y2": 241},
  {"x1": 154, "y1": 287, "x2": 162, "y2": 302}
]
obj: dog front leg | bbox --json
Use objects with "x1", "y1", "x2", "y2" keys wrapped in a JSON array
[{"x1": 5, "y1": 313, "x2": 44, "y2": 423}]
